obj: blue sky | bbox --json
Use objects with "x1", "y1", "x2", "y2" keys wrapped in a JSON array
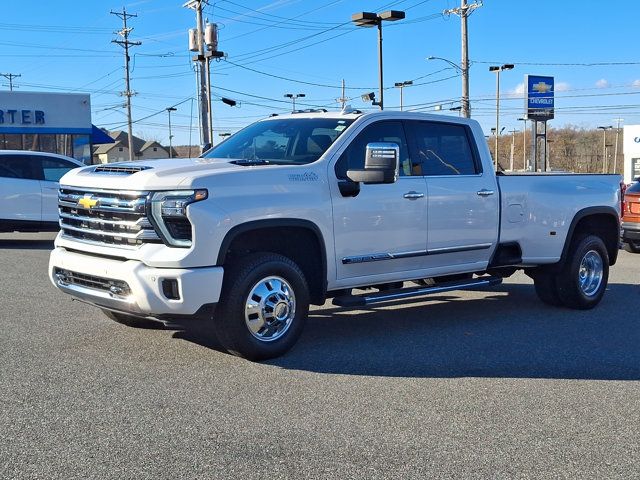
[{"x1": 1, "y1": 0, "x2": 637, "y2": 145}]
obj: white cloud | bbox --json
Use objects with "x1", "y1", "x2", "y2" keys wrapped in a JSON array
[
  {"x1": 633, "y1": 79, "x2": 640, "y2": 88},
  {"x1": 595, "y1": 78, "x2": 610, "y2": 88},
  {"x1": 508, "y1": 82, "x2": 525, "y2": 97},
  {"x1": 555, "y1": 82, "x2": 570, "y2": 92}
]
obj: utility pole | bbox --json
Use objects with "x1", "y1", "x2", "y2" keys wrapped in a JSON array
[
  {"x1": 1, "y1": 73, "x2": 21, "y2": 91},
  {"x1": 443, "y1": 0, "x2": 482, "y2": 118},
  {"x1": 337, "y1": 79, "x2": 348, "y2": 110},
  {"x1": 186, "y1": 2, "x2": 224, "y2": 152},
  {"x1": 111, "y1": 8, "x2": 141, "y2": 162}
]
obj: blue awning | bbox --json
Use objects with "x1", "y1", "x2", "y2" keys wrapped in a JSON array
[{"x1": 91, "y1": 125, "x2": 114, "y2": 144}]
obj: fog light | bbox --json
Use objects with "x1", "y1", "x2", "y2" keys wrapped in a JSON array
[{"x1": 162, "y1": 279, "x2": 180, "y2": 300}]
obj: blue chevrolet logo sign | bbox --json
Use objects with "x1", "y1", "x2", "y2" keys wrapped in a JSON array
[{"x1": 526, "y1": 75, "x2": 554, "y2": 120}]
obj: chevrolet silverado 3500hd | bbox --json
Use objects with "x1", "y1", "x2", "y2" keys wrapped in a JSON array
[{"x1": 49, "y1": 110, "x2": 622, "y2": 360}]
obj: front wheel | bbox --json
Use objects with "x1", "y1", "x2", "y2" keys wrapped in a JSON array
[
  {"x1": 556, "y1": 235, "x2": 609, "y2": 310},
  {"x1": 214, "y1": 253, "x2": 310, "y2": 361}
]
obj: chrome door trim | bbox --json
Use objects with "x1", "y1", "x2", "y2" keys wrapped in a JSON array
[{"x1": 342, "y1": 243, "x2": 492, "y2": 264}]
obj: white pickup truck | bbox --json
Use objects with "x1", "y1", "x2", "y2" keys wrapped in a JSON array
[{"x1": 49, "y1": 110, "x2": 622, "y2": 360}]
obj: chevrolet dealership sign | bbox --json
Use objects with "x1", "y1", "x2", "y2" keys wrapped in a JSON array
[{"x1": 525, "y1": 75, "x2": 554, "y2": 120}]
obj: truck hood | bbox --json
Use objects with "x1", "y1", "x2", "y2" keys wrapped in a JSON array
[{"x1": 61, "y1": 157, "x2": 245, "y2": 191}]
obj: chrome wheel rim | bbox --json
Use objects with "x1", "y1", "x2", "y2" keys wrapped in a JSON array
[
  {"x1": 244, "y1": 276, "x2": 296, "y2": 342},
  {"x1": 578, "y1": 250, "x2": 603, "y2": 297}
]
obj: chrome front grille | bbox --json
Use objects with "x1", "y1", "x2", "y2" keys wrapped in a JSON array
[{"x1": 58, "y1": 188, "x2": 161, "y2": 248}]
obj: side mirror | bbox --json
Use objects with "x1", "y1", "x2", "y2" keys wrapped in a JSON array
[{"x1": 346, "y1": 142, "x2": 399, "y2": 184}]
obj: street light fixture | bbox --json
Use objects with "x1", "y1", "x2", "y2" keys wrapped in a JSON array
[
  {"x1": 352, "y1": 10, "x2": 405, "y2": 110},
  {"x1": 489, "y1": 63, "x2": 515, "y2": 170},
  {"x1": 394, "y1": 80, "x2": 413, "y2": 111},
  {"x1": 427, "y1": 55, "x2": 469, "y2": 118},
  {"x1": 166, "y1": 106, "x2": 177, "y2": 159},
  {"x1": 597, "y1": 125, "x2": 613, "y2": 173},
  {"x1": 284, "y1": 93, "x2": 305, "y2": 111}
]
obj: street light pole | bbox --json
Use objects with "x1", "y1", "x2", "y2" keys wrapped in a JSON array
[
  {"x1": 352, "y1": 10, "x2": 405, "y2": 111},
  {"x1": 284, "y1": 93, "x2": 305, "y2": 111},
  {"x1": 394, "y1": 80, "x2": 413, "y2": 111},
  {"x1": 518, "y1": 117, "x2": 527, "y2": 171},
  {"x1": 489, "y1": 64, "x2": 514, "y2": 170},
  {"x1": 166, "y1": 106, "x2": 177, "y2": 158},
  {"x1": 598, "y1": 125, "x2": 612, "y2": 173},
  {"x1": 613, "y1": 118, "x2": 623, "y2": 174}
]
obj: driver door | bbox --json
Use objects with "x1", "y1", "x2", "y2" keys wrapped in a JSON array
[{"x1": 330, "y1": 120, "x2": 428, "y2": 283}]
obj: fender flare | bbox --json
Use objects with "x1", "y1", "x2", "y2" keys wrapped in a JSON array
[{"x1": 559, "y1": 206, "x2": 620, "y2": 266}]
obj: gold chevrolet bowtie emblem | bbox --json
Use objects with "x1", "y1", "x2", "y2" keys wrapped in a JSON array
[
  {"x1": 78, "y1": 195, "x2": 98, "y2": 209},
  {"x1": 532, "y1": 81, "x2": 552, "y2": 94}
]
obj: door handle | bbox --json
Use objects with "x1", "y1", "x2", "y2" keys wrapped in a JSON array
[
  {"x1": 477, "y1": 189, "x2": 495, "y2": 197},
  {"x1": 403, "y1": 191, "x2": 425, "y2": 200}
]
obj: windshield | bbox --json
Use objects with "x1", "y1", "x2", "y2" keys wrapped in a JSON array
[{"x1": 202, "y1": 117, "x2": 354, "y2": 165}]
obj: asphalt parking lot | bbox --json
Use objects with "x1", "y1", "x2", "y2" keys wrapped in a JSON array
[{"x1": 1, "y1": 232, "x2": 639, "y2": 479}]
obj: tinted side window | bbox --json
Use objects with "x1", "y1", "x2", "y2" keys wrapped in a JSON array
[
  {"x1": 406, "y1": 121, "x2": 479, "y2": 176},
  {"x1": 0, "y1": 155, "x2": 41, "y2": 180},
  {"x1": 38, "y1": 157, "x2": 78, "y2": 182},
  {"x1": 335, "y1": 121, "x2": 411, "y2": 179}
]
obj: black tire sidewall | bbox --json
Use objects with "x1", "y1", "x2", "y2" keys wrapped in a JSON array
[
  {"x1": 216, "y1": 253, "x2": 310, "y2": 360},
  {"x1": 558, "y1": 235, "x2": 609, "y2": 309}
]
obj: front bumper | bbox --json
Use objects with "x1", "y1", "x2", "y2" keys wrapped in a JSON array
[
  {"x1": 621, "y1": 222, "x2": 640, "y2": 242},
  {"x1": 49, "y1": 247, "x2": 224, "y2": 318}
]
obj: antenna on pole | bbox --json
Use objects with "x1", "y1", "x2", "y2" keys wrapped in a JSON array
[{"x1": 111, "y1": 7, "x2": 141, "y2": 162}]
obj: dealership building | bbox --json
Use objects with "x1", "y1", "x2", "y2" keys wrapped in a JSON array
[
  {"x1": 0, "y1": 91, "x2": 111, "y2": 164},
  {"x1": 623, "y1": 125, "x2": 640, "y2": 183}
]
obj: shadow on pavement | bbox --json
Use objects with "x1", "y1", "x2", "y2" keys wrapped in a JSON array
[
  {"x1": 260, "y1": 282, "x2": 640, "y2": 381},
  {"x1": 0, "y1": 239, "x2": 55, "y2": 250}
]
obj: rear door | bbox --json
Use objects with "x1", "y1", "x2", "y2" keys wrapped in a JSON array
[
  {"x1": 0, "y1": 154, "x2": 42, "y2": 222},
  {"x1": 35, "y1": 156, "x2": 81, "y2": 222},
  {"x1": 405, "y1": 120, "x2": 499, "y2": 272}
]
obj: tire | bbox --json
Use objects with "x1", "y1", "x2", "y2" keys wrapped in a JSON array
[
  {"x1": 214, "y1": 252, "x2": 310, "y2": 361},
  {"x1": 533, "y1": 272, "x2": 564, "y2": 306},
  {"x1": 101, "y1": 309, "x2": 163, "y2": 329},
  {"x1": 556, "y1": 235, "x2": 609, "y2": 310},
  {"x1": 623, "y1": 241, "x2": 640, "y2": 254}
]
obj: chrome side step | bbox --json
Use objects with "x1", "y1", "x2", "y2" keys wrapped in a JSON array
[{"x1": 332, "y1": 276, "x2": 503, "y2": 308}]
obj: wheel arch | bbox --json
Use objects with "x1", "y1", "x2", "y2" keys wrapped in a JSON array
[
  {"x1": 217, "y1": 219, "x2": 328, "y2": 305},
  {"x1": 561, "y1": 206, "x2": 620, "y2": 267}
]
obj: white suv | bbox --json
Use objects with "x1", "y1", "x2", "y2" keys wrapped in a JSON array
[{"x1": 0, "y1": 150, "x2": 84, "y2": 232}]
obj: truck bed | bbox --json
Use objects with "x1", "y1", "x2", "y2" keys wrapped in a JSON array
[{"x1": 496, "y1": 173, "x2": 621, "y2": 265}]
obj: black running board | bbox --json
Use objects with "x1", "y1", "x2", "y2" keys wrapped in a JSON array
[{"x1": 332, "y1": 276, "x2": 503, "y2": 308}]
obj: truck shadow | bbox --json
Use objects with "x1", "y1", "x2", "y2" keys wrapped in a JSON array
[
  {"x1": 261, "y1": 282, "x2": 640, "y2": 380},
  {"x1": 0, "y1": 239, "x2": 55, "y2": 250}
]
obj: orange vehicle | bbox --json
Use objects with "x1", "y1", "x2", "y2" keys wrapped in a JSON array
[{"x1": 622, "y1": 180, "x2": 640, "y2": 253}]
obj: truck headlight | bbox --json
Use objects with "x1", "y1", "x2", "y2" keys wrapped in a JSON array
[{"x1": 149, "y1": 190, "x2": 207, "y2": 247}]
